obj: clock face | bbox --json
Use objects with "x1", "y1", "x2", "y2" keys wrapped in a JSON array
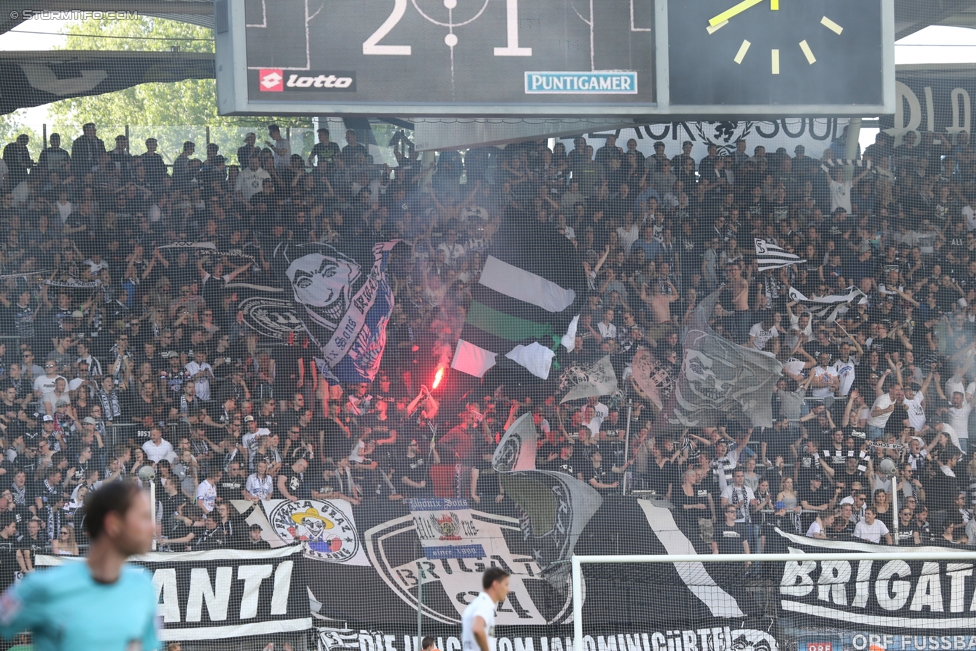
[{"x1": 667, "y1": 0, "x2": 885, "y2": 107}]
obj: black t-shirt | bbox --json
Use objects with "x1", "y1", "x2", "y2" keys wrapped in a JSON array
[
  {"x1": 19, "y1": 532, "x2": 50, "y2": 557},
  {"x1": 714, "y1": 521, "x2": 749, "y2": 554},
  {"x1": 281, "y1": 471, "x2": 310, "y2": 500},
  {"x1": 0, "y1": 535, "x2": 19, "y2": 585},
  {"x1": 645, "y1": 460, "x2": 676, "y2": 495},
  {"x1": 547, "y1": 453, "x2": 581, "y2": 478},
  {"x1": 161, "y1": 492, "x2": 187, "y2": 529},
  {"x1": 397, "y1": 454, "x2": 429, "y2": 489},
  {"x1": 216, "y1": 475, "x2": 245, "y2": 502},
  {"x1": 339, "y1": 143, "x2": 368, "y2": 166},
  {"x1": 193, "y1": 527, "x2": 225, "y2": 550},
  {"x1": 895, "y1": 523, "x2": 919, "y2": 546},
  {"x1": 584, "y1": 463, "x2": 615, "y2": 488},
  {"x1": 246, "y1": 537, "x2": 272, "y2": 550},
  {"x1": 799, "y1": 485, "x2": 830, "y2": 510},
  {"x1": 310, "y1": 141, "x2": 340, "y2": 166}
]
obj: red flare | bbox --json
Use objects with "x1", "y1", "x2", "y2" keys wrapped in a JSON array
[{"x1": 432, "y1": 367, "x2": 445, "y2": 390}]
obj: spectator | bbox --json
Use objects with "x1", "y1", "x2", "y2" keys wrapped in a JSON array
[{"x1": 853, "y1": 506, "x2": 892, "y2": 544}]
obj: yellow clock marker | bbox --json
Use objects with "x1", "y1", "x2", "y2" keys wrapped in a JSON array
[
  {"x1": 799, "y1": 40, "x2": 816, "y2": 64},
  {"x1": 771, "y1": 0, "x2": 779, "y2": 9},
  {"x1": 821, "y1": 16, "x2": 843, "y2": 34},
  {"x1": 707, "y1": 20, "x2": 728, "y2": 34},
  {"x1": 733, "y1": 40, "x2": 751, "y2": 64},
  {"x1": 709, "y1": 0, "x2": 763, "y2": 27},
  {"x1": 771, "y1": 49, "x2": 780, "y2": 74}
]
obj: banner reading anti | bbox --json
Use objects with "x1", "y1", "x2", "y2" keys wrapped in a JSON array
[{"x1": 37, "y1": 547, "x2": 309, "y2": 642}]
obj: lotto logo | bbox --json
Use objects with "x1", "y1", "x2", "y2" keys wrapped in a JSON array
[{"x1": 258, "y1": 69, "x2": 284, "y2": 92}]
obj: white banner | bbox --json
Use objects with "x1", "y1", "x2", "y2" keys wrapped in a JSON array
[{"x1": 262, "y1": 498, "x2": 370, "y2": 566}]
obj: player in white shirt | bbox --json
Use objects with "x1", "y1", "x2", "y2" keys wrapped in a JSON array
[{"x1": 462, "y1": 568, "x2": 510, "y2": 651}]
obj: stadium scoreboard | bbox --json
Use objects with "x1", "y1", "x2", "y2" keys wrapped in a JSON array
[{"x1": 214, "y1": 0, "x2": 895, "y2": 118}]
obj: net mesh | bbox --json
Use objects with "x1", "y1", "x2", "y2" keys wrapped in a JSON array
[
  {"x1": 575, "y1": 553, "x2": 976, "y2": 651},
  {"x1": 0, "y1": 2, "x2": 971, "y2": 650}
]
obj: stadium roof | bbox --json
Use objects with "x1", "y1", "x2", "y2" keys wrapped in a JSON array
[{"x1": 2, "y1": 0, "x2": 975, "y2": 39}]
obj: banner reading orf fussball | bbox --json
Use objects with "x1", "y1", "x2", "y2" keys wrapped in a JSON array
[{"x1": 268, "y1": 240, "x2": 400, "y2": 384}]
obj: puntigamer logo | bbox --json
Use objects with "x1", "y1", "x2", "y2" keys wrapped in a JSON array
[
  {"x1": 525, "y1": 71, "x2": 638, "y2": 95},
  {"x1": 259, "y1": 68, "x2": 356, "y2": 92}
]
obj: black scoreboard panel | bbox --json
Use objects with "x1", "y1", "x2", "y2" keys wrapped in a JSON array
[
  {"x1": 217, "y1": 0, "x2": 657, "y2": 116},
  {"x1": 215, "y1": 0, "x2": 895, "y2": 117}
]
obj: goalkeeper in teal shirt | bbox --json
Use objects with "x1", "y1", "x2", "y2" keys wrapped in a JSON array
[{"x1": 0, "y1": 481, "x2": 159, "y2": 651}]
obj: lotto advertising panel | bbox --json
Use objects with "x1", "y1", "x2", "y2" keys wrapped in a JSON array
[{"x1": 215, "y1": 0, "x2": 656, "y2": 117}]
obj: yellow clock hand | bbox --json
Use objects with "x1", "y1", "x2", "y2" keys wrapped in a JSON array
[{"x1": 708, "y1": 0, "x2": 764, "y2": 27}]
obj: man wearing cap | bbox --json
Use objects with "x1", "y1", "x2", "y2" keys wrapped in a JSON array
[
  {"x1": 241, "y1": 414, "x2": 270, "y2": 463},
  {"x1": 245, "y1": 523, "x2": 271, "y2": 550}
]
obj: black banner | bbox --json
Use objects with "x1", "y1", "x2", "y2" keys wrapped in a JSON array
[
  {"x1": 883, "y1": 65, "x2": 976, "y2": 135},
  {"x1": 0, "y1": 51, "x2": 215, "y2": 115},
  {"x1": 314, "y1": 625, "x2": 782, "y2": 651},
  {"x1": 37, "y1": 545, "x2": 309, "y2": 643},
  {"x1": 773, "y1": 529, "x2": 976, "y2": 631}
]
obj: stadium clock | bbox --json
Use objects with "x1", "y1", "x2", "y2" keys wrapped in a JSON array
[{"x1": 666, "y1": 0, "x2": 887, "y2": 108}]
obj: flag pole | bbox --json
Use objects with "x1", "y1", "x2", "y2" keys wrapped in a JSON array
[{"x1": 622, "y1": 399, "x2": 633, "y2": 495}]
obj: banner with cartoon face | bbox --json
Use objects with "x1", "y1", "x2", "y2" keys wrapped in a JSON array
[
  {"x1": 233, "y1": 239, "x2": 401, "y2": 385},
  {"x1": 263, "y1": 498, "x2": 371, "y2": 566}
]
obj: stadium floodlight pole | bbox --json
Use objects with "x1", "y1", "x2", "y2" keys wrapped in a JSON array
[
  {"x1": 417, "y1": 560, "x2": 423, "y2": 645},
  {"x1": 876, "y1": 458, "x2": 899, "y2": 545},
  {"x1": 622, "y1": 400, "x2": 633, "y2": 494},
  {"x1": 844, "y1": 117, "x2": 862, "y2": 182},
  {"x1": 150, "y1": 480, "x2": 156, "y2": 551}
]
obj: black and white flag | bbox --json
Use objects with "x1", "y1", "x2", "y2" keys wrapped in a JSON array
[
  {"x1": 558, "y1": 355, "x2": 618, "y2": 404},
  {"x1": 821, "y1": 158, "x2": 872, "y2": 171},
  {"x1": 755, "y1": 239, "x2": 806, "y2": 273},
  {"x1": 666, "y1": 289, "x2": 783, "y2": 429},
  {"x1": 788, "y1": 286, "x2": 865, "y2": 323}
]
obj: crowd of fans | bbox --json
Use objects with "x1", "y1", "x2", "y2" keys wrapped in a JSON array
[{"x1": 0, "y1": 121, "x2": 974, "y2": 579}]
